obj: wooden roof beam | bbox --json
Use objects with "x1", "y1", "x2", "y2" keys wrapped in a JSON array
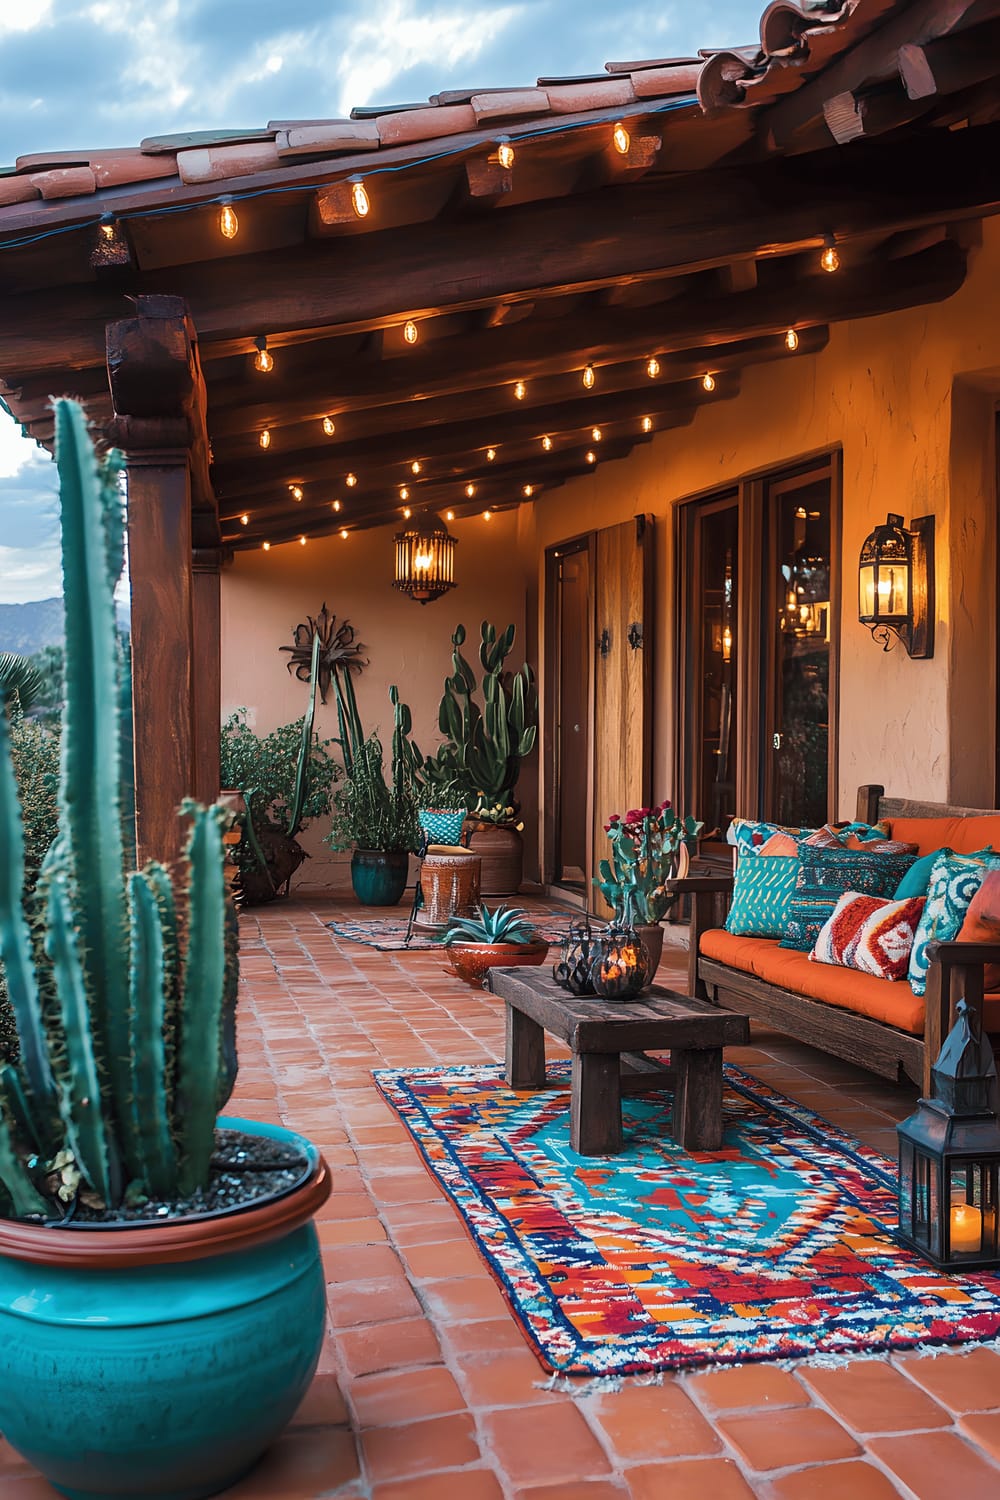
[
  {"x1": 899, "y1": 17, "x2": 1000, "y2": 99},
  {"x1": 821, "y1": 82, "x2": 933, "y2": 145}
]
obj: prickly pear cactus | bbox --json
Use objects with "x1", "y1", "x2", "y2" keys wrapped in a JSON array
[{"x1": 0, "y1": 400, "x2": 239, "y2": 1220}]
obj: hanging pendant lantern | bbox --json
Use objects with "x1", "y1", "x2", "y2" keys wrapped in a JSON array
[{"x1": 393, "y1": 512, "x2": 458, "y2": 605}]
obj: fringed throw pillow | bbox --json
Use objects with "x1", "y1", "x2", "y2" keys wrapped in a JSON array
[{"x1": 810, "y1": 892, "x2": 926, "y2": 981}]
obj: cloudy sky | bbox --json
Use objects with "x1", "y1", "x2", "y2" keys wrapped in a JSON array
[{"x1": 0, "y1": 0, "x2": 765, "y2": 603}]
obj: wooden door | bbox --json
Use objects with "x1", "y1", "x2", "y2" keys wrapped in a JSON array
[{"x1": 592, "y1": 515, "x2": 655, "y2": 913}]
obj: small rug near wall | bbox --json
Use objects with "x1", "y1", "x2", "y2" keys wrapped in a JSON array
[
  {"x1": 328, "y1": 915, "x2": 579, "y2": 951},
  {"x1": 374, "y1": 1062, "x2": 1000, "y2": 1375}
]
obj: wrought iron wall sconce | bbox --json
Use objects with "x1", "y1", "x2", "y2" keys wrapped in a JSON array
[{"x1": 858, "y1": 512, "x2": 935, "y2": 658}]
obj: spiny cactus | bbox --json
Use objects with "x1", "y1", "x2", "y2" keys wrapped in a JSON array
[{"x1": 0, "y1": 400, "x2": 238, "y2": 1219}]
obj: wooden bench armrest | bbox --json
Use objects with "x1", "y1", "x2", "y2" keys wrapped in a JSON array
[
  {"x1": 665, "y1": 876, "x2": 735, "y2": 896},
  {"x1": 921, "y1": 939, "x2": 1000, "y2": 1095},
  {"x1": 672, "y1": 877, "x2": 735, "y2": 997}
]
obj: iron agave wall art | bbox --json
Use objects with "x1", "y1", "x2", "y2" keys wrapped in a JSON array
[{"x1": 279, "y1": 603, "x2": 367, "y2": 706}]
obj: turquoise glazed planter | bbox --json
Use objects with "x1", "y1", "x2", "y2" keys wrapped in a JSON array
[
  {"x1": 351, "y1": 848, "x2": 409, "y2": 905},
  {"x1": 0, "y1": 1117, "x2": 330, "y2": 1500}
]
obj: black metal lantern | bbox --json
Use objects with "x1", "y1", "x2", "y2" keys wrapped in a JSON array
[
  {"x1": 393, "y1": 513, "x2": 457, "y2": 605},
  {"x1": 897, "y1": 1000, "x2": 1000, "y2": 1270},
  {"x1": 553, "y1": 918, "x2": 599, "y2": 996},
  {"x1": 590, "y1": 920, "x2": 649, "y2": 1001},
  {"x1": 858, "y1": 512, "x2": 934, "y2": 658}
]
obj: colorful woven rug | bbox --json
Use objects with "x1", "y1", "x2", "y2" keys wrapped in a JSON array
[
  {"x1": 374, "y1": 1062, "x2": 1000, "y2": 1374},
  {"x1": 328, "y1": 915, "x2": 577, "y2": 951}
]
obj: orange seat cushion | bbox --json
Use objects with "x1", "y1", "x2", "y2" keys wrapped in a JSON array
[
  {"x1": 699, "y1": 928, "x2": 1000, "y2": 1036},
  {"x1": 887, "y1": 815, "x2": 1000, "y2": 857}
]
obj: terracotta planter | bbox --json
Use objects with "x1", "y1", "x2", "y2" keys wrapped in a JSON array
[
  {"x1": 0, "y1": 1118, "x2": 331, "y2": 1500},
  {"x1": 464, "y1": 821, "x2": 523, "y2": 895},
  {"x1": 239, "y1": 826, "x2": 306, "y2": 906},
  {"x1": 635, "y1": 922, "x2": 665, "y2": 981},
  {"x1": 445, "y1": 940, "x2": 549, "y2": 988}
]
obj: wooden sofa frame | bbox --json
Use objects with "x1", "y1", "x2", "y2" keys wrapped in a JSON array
[{"x1": 672, "y1": 785, "x2": 1000, "y2": 1096}]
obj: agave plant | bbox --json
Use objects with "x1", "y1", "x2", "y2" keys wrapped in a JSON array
[
  {"x1": 0, "y1": 400, "x2": 238, "y2": 1220},
  {"x1": 442, "y1": 903, "x2": 539, "y2": 947}
]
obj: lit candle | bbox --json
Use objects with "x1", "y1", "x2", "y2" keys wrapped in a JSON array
[{"x1": 951, "y1": 1202, "x2": 983, "y2": 1254}]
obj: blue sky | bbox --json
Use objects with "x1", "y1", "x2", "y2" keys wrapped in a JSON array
[{"x1": 0, "y1": 0, "x2": 765, "y2": 602}]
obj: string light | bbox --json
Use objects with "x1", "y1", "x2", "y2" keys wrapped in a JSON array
[
  {"x1": 486, "y1": 447, "x2": 497, "y2": 461},
  {"x1": 350, "y1": 178, "x2": 370, "y2": 218},
  {"x1": 262, "y1": 540, "x2": 270, "y2": 551},
  {"x1": 410, "y1": 460, "x2": 422, "y2": 475},
  {"x1": 483, "y1": 509, "x2": 492, "y2": 520},
  {"x1": 218, "y1": 200, "x2": 239, "y2": 239},
  {"x1": 289, "y1": 484, "x2": 303, "y2": 502},
  {"x1": 613, "y1": 122, "x2": 631, "y2": 155},
  {"x1": 522, "y1": 484, "x2": 534, "y2": 498},
  {"x1": 340, "y1": 528, "x2": 348, "y2": 539},
  {"x1": 591, "y1": 426, "x2": 602, "y2": 442},
  {"x1": 299, "y1": 535, "x2": 307, "y2": 546},
  {"x1": 541, "y1": 435, "x2": 553, "y2": 452},
  {"x1": 253, "y1": 335, "x2": 273, "y2": 374},
  {"x1": 513, "y1": 381, "x2": 526, "y2": 401},
  {"x1": 495, "y1": 138, "x2": 515, "y2": 170},
  {"x1": 346, "y1": 472, "x2": 358, "y2": 487},
  {"x1": 586, "y1": 450, "x2": 597, "y2": 464},
  {"x1": 820, "y1": 235, "x2": 840, "y2": 273},
  {"x1": 465, "y1": 482, "x2": 476, "y2": 498},
  {"x1": 258, "y1": 429, "x2": 271, "y2": 450},
  {"x1": 446, "y1": 510, "x2": 455, "y2": 521},
  {"x1": 403, "y1": 506, "x2": 412, "y2": 518},
  {"x1": 646, "y1": 356, "x2": 660, "y2": 379},
  {"x1": 582, "y1": 364, "x2": 596, "y2": 390},
  {"x1": 322, "y1": 416, "x2": 336, "y2": 436},
  {"x1": 332, "y1": 499, "x2": 342, "y2": 512},
  {"x1": 641, "y1": 416, "x2": 653, "y2": 433},
  {"x1": 403, "y1": 319, "x2": 418, "y2": 344},
  {"x1": 785, "y1": 328, "x2": 800, "y2": 351},
  {"x1": 701, "y1": 372, "x2": 716, "y2": 392},
  {"x1": 240, "y1": 513, "x2": 249, "y2": 526},
  {"x1": 400, "y1": 485, "x2": 410, "y2": 501}
]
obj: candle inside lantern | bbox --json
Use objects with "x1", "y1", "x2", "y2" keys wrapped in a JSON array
[{"x1": 950, "y1": 1201, "x2": 983, "y2": 1254}]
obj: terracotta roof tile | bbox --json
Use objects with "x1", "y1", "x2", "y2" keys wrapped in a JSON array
[
  {"x1": 0, "y1": 176, "x2": 40, "y2": 206},
  {"x1": 177, "y1": 140, "x2": 282, "y2": 184},
  {"x1": 631, "y1": 64, "x2": 703, "y2": 100},
  {"x1": 376, "y1": 103, "x2": 477, "y2": 145},
  {"x1": 29, "y1": 166, "x2": 96, "y2": 200},
  {"x1": 543, "y1": 77, "x2": 637, "y2": 114},
  {"x1": 470, "y1": 90, "x2": 549, "y2": 123},
  {"x1": 605, "y1": 56, "x2": 702, "y2": 74},
  {"x1": 275, "y1": 121, "x2": 380, "y2": 158}
]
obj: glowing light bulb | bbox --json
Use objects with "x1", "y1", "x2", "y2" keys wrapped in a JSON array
[
  {"x1": 100, "y1": 218, "x2": 116, "y2": 241},
  {"x1": 289, "y1": 484, "x2": 303, "y2": 502},
  {"x1": 613, "y1": 122, "x2": 631, "y2": 155},
  {"x1": 411, "y1": 460, "x2": 422, "y2": 475},
  {"x1": 465, "y1": 483, "x2": 476, "y2": 498},
  {"x1": 240, "y1": 513, "x2": 249, "y2": 526},
  {"x1": 702, "y1": 372, "x2": 716, "y2": 392},
  {"x1": 582, "y1": 364, "x2": 595, "y2": 390},
  {"x1": 253, "y1": 337, "x2": 273, "y2": 373},
  {"x1": 446, "y1": 510, "x2": 455, "y2": 521},
  {"x1": 403, "y1": 507, "x2": 412, "y2": 519},
  {"x1": 219, "y1": 202, "x2": 239, "y2": 239},
  {"x1": 541, "y1": 435, "x2": 553, "y2": 452},
  {"x1": 486, "y1": 447, "x2": 497, "y2": 461},
  {"x1": 400, "y1": 486, "x2": 410, "y2": 501},
  {"x1": 513, "y1": 381, "x2": 526, "y2": 401},
  {"x1": 403, "y1": 319, "x2": 418, "y2": 345},
  {"x1": 821, "y1": 239, "x2": 840, "y2": 273},
  {"x1": 641, "y1": 416, "x2": 653, "y2": 433},
  {"x1": 522, "y1": 485, "x2": 534, "y2": 498},
  {"x1": 340, "y1": 528, "x2": 348, "y2": 540},
  {"x1": 346, "y1": 472, "x2": 358, "y2": 487},
  {"x1": 299, "y1": 535, "x2": 307, "y2": 546},
  {"x1": 262, "y1": 540, "x2": 270, "y2": 551},
  {"x1": 586, "y1": 450, "x2": 596, "y2": 464},
  {"x1": 591, "y1": 426, "x2": 602, "y2": 442},
  {"x1": 496, "y1": 140, "x2": 515, "y2": 170},
  {"x1": 322, "y1": 416, "x2": 336, "y2": 436},
  {"x1": 258, "y1": 429, "x2": 271, "y2": 450},
  {"x1": 646, "y1": 356, "x2": 660, "y2": 379},
  {"x1": 351, "y1": 179, "x2": 370, "y2": 218},
  {"x1": 785, "y1": 328, "x2": 799, "y2": 351},
  {"x1": 483, "y1": 509, "x2": 492, "y2": 520},
  {"x1": 332, "y1": 499, "x2": 342, "y2": 512}
]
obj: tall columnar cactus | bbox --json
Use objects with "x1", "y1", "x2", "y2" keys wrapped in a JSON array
[
  {"x1": 439, "y1": 623, "x2": 537, "y2": 818},
  {"x1": 0, "y1": 400, "x2": 238, "y2": 1219}
]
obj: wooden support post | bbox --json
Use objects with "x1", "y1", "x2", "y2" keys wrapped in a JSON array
[
  {"x1": 192, "y1": 548, "x2": 223, "y2": 806},
  {"x1": 505, "y1": 1005, "x2": 547, "y2": 1089},
  {"x1": 571, "y1": 1052, "x2": 622, "y2": 1155},
  {"x1": 672, "y1": 1047, "x2": 724, "y2": 1151}
]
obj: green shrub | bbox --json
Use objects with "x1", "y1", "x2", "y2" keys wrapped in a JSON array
[{"x1": 220, "y1": 709, "x2": 338, "y2": 877}]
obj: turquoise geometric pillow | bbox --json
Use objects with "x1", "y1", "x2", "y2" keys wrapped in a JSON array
[
  {"x1": 725, "y1": 855, "x2": 800, "y2": 938},
  {"x1": 908, "y1": 850, "x2": 1000, "y2": 995},
  {"x1": 779, "y1": 844, "x2": 917, "y2": 954},
  {"x1": 894, "y1": 848, "x2": 951, "y2": 901}
]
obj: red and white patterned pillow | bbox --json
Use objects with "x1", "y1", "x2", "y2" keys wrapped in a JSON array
[{"x1": 810, "y1": 891, "x2": 926, "y2": 981}]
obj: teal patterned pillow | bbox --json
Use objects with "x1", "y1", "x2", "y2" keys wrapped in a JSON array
[
  {"x1": 725, "y1": 856, "x2": 800, "y2": 938},
  {"x1": 780, "y1": 844, "x2": 916, "y2": 954},
  {"x1": 908, "y1": 850, "x2": 1000, "y2": 995}
]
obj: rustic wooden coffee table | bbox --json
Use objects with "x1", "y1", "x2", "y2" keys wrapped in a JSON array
[{"x1": 489, "y1": 967, "x2": 750, "y2": 1156}]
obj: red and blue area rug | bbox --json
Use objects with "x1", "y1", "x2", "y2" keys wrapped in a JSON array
[{"x1": 374, "y1": 1062, "x2": 1000, "y2": 1374}]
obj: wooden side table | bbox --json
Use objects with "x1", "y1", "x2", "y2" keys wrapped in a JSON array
[{"x1": 490, "y1": 967, "x2": 750, "y2": 1156}]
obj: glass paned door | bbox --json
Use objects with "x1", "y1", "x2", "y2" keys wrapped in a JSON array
[{"x1": 680, "y1": 497, "x2": 739, "y2": 840}]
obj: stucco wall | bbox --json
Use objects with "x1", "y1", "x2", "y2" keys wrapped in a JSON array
[
  {"x1": 529, "y1": 221, "x2": 1000, "y2": 823},
  {"x1": 220, "y1": 510, "x2": 533, "y2": 892}
]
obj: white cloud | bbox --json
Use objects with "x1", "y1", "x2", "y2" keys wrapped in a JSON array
[
  {"x1": 0, "y1": 544, "x2": 62, "y2": 604},
  {"x1": 0, "y1": 1, "x2": 53, "y2": 35},
  {"x1": 0, "y1": 411, "x2": 42, "y2": 479}
]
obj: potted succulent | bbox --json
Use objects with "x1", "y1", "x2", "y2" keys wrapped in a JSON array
[
  {"x1": 327, "y1": 701, "x2": 420, "y2": 904},
  {"x1": 595, "y1": 800, "x2": 703, "y2": 974},
  {"x1": 389, "y1": 684, "x2": 471, "y2": 846},
  {"x1": 0, "y1": 401, "x2": 330, "y2": 1500},
  {"x1": 441, "y1": 902, "x2": 549, "y2": 987}
]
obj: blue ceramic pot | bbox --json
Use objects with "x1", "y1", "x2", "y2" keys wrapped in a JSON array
[
  {"x1": 0, "y1": 1118, "x2": 330, "y2": 1500},
  {"x1": 351, "y1": 848, "x2": 409, "y2": 905}
]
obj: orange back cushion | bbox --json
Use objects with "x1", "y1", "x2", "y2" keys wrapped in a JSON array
[
  {"x1": 888, "y1": 815, "x2": 1000, "y2": 857},
  {"x1": 958, "y1": 870, "x2": 1000, "y2": 990}
]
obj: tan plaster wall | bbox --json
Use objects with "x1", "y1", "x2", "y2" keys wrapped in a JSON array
[
  {"x1": 530, "y1": 221, "x2": 1000, "y2": 823},
  {"x1": 220, "y1": 511, "x2": 533, "y2": 892}
]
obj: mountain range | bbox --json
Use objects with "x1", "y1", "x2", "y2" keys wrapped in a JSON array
[{"x1": 0, "y1": 596, "x2": 130, "y2": 656}]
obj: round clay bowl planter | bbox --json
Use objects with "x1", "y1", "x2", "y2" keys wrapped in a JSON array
[
  {"x1": 464, "y1": 821, "x2": 524, "y2": 895},
  {"x1": 0, "y1": 1117, "x2": 331, "y2": 1500},
  {"x1": 445, "y1": 940, "x2": 549, "y2": 988},
  {"x1": 351, "y1": 848, "x2": 409, "y2": 906}
]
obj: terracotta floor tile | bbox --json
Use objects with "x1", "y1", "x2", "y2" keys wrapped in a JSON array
[
  {"x1": 801, "y1": 1360, "x2": 950, "y2": 1434},
  {"x1": 514, "y1": 1482, "x2": 628, "y2": 1499},
  {"x1": 290, "y1": 1371, "x2": 350, "y2": 1427},
  {"x1": 686, "y1": 1364, "x2": 810, "y2": 1412},
  {"x1": 960, "y1": 1412, "x2": 1000, "y2": 1464},
  {"x1": 224, "y1": 1425, "x2": 360, "y2": 1497},
  {"x1": 371, "y1": 1467, "x2": 504, "y2": 1499},
  {"x1": 767, "y1": 1460, "x2": 906, "y2": 1499},
  {"x1": 421, "y1": 1274, "x2": 514, "y2": 1322},
  {"x1": 625, "y1": 1457, "x2": 757, "y2": 1500},
  {"x1": 442, "y1": 1314, "x2": 533, "y2": 1356},
  {"x1": 588, "y1": 1382, "x2": 721, "y2": 1460},
  {"x1": 324, "y1": 1243, "x2": 405, "y2": 1282},
  {"x1": 718, "y1": 1407, "x2": 861, "y2": 1471},
  {"x1": 868, "y1": 1430, "x2": 1000, "y2": 1498},
  {"x1": 403, "y1": 1236, "x2": 487, "y2": 1280},
  {"x1": 484, "y1": 1402, "x2": 613, "y2": 1485},
  {"x1": 361, "y1": 1412, "x2": 480, "y2": 1482},
  {"x1": 894, "y1": 1347, "x2": 1000, "y2": 1412},
  {"x1": 456, "y1": 1347, "x2": 563, "y2": 1407},
  {"x1": 317, "y1": 1215, "x2": 388, "y2": 1247},
  {"x1": 327, "y1": 1275, "x2": 423, "y2": 1328},
  {"x1": 338, "y1": 1316, "x2": 443, "y2": 1378},
  {"x1": 350, "y1": 1365, "x2": 467, "y2": 1428}
]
